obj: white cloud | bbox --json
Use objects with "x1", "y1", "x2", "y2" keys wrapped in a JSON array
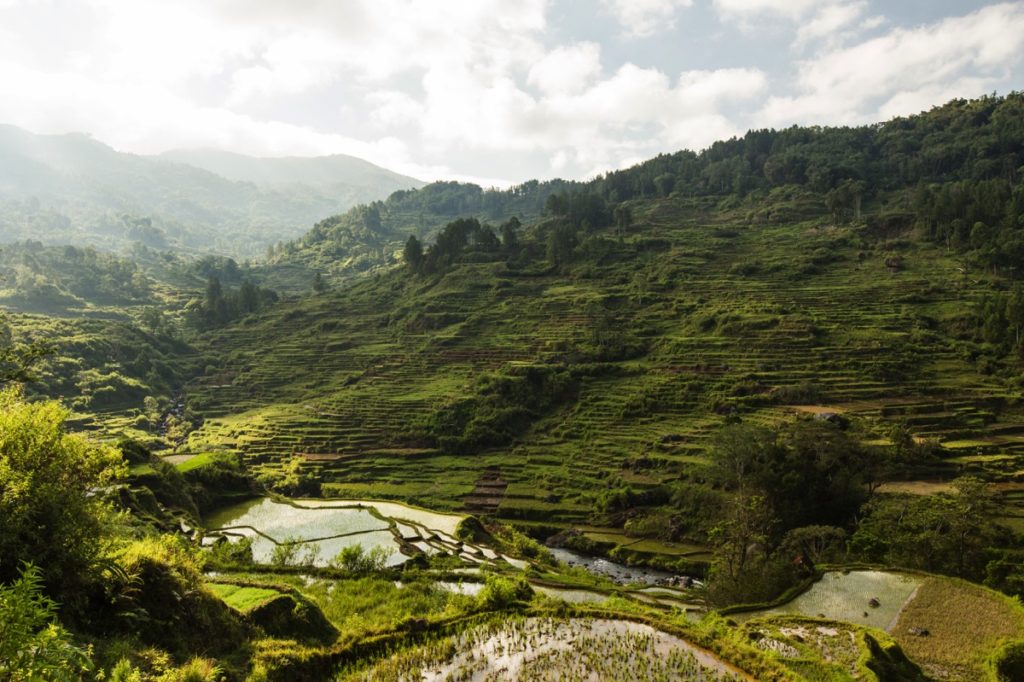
[
  {"x1": 760, "y1": 2, "x2": 1024, "y2": 126},
  {"x1": 367, "y1": 91, "x2": 424, "y2": 130},
  {"x1": 527, "y1": 42, "x2": 602, "y2": 95},
  {"x1": 603, "y1": 0, "x2": 693, "y2": 37},
  {"x1": 715, "y1": 0, "x2": 874, "y2": 50},
  {"x1": 0, "y1": 0, "x2": 1020, "y2": 186},
  {"x1": 713, "y1": 0, "x2": 826, "y2": 22},
  {"x1": 794, "y1": 1, "x2": 867, "y2": 48}
]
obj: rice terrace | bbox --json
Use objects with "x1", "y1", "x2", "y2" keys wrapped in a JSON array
[{"x1": 3, "y1": 2, "x2": 1024, "y2": 681}]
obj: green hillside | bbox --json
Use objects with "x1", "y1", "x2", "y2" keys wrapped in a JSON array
[
  {"x1": 167, "y1": 95, "x2": 1024, "y2": 571},
  {"x1": 4, "y1": 94, "x2": 1024, "y2": 681}
]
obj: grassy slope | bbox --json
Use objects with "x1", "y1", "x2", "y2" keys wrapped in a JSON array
[
  {"x1": 180, "y1": 191, "x2": 1024, "y2": 539},
  {"x1": 893, "y1": 576, "x2": 1024, "y2": 681}
]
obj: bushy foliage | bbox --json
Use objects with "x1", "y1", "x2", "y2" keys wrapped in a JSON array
[
  {"x1": 0, "y1": 564, "x2": 93, "y2": 680},
  {"x1": 330, "y1": 544, "x2": 392, "y2": 573},
  {"x1": 185, "y1": 276, "x2": 278, "y2": 329},
  {"x1": 850, "y1": 476, "x2": 999, "y2": 580},
  {"x1": 477, "y1": 574, "x2": 533, "y2": 609},
  {"x1": 424, "y1": 365, "x2": 579, "y2": 452},
  {"x1": 0, "y1": 388, "x2": 125, "y2": 598},
  {"x1": 105, "y1": 535, "x2": 245, "y2": 656}
]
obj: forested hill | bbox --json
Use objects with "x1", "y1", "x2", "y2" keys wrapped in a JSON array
[
  {"x1": 178, "y1": 93, "x2": 1024, "y2": 570},
  {"x1": 0, "y1": 125, "x2": 422, "y2": 259},
  {"x1": 269, "y1": 93, "x2": 1023, "y2": 281}
]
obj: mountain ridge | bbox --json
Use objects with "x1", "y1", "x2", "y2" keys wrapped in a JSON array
[{"x1": 0, "y1": 124, "x2": 423, "y2": 258}]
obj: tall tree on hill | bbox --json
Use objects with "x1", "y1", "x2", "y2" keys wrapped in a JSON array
[
  {"x1": 312, "y1": 272, "x2": 328, "y2": 294},
  {"x1": 613, "y1": 204, "x2": 632, "y2": 237},
  {"x1": 1007, "y1": 284, "x2": 1024, "y2": 349},
  {"x1": 546, "y1": 223, "x2": 576, "y2": 268},
  {"x1": 238, "y1": 280, "x2": 259, "y2": 314},
  {"x1": 826, "y1": 179, "x2": 865, "y2": 223},
  {"x1": 403, "y1": 235, "x2": 424, "y2": 273},
  {"x1": 500, "y1": 217, "x2": 520, "y2": 251},
  {"x1": 204, "y1": 276, "x2": 227, "y2": 325}
]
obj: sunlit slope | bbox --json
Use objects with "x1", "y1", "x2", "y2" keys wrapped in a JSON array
[{"x1": 183, "y1": 194, "x2": 1022, "y2": 522}]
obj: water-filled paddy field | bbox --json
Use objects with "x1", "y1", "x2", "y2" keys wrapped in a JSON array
[
  {"x1": 203, "y1": 497, "x2": 468, "y2": 566},
  {"x1": 733, "y1": 570, "x2": 921, "y2": 632},
  {"x1": 337, "y1": 617, "x2": 745, "y2": 681}
]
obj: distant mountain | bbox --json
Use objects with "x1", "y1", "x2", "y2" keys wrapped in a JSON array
[
  {"x1": 0, "y1": 125, "x2": 423, "y2": 259},
  {"x1": 158, "y1": 148, "x2": 421, "y2": 190}
]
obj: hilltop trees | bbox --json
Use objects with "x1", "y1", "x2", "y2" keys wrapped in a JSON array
[
  {"x1": 544, "y1": 190, "x2": 611, "y2": 231},
  {"x1": 187, "y1": 276, "x2": 278, "y2": 329},
  {"x1": 402, "y1": 217, "x2": 515, "y2": 275},
  {"x1": 826, "y1": 179, "x2": 865, "y2": 223},
  {"x1": 500, "y1": 217, "x2": 521, "y2": 250}
]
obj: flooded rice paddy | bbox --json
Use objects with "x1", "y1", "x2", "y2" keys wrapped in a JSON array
[
  {"x1": 733, "y1": 570, "x2": 922, "y2": 632},
  {"x1": 203, "y1": 497, "x2": 469, "y2": 567},
  {"x1": 338, "y1": 617, "x2": 744, "y2": 681}
]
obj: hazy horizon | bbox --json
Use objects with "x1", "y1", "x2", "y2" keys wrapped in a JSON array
[{"x1": 1, "y1": 0, "x2": 1023, "y2": 187}]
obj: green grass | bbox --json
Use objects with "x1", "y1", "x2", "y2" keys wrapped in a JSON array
[
  {"x1": 893, "y1": 577, "x2": 1024, "y2": 681},
  {"x1": 206, "y1": 582, "x2": 282, "y2": 611},
  {"x1": 174, "y1": 452, "x2": 221, "y2": 472}
]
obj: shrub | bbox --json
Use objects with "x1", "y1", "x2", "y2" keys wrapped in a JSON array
[
  {"x1": 0, "y1": 388, "x2": 125, "y2": 602},
  {"x1": 0, "y1": 564, "x2": 93, "y2": 680},
  {"x1": 477, "y1": 575, "x2": 533, "y2": 609},
  {"x1": 330, "y1": 545, "x2": 392, "y2": 573}
]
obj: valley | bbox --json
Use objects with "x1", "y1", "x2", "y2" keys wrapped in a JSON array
[{"x1": 3, "y1": 93, "x2": 1024, "y2": 681}]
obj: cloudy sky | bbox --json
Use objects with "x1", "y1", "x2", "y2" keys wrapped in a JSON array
[{"x1": 1, "y1": 0, "x2": 1022, "y2": 186}]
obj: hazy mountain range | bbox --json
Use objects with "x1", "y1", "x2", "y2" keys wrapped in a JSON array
[{"x1": 0, "y1": 125, "x2": 423, "y2": 259}]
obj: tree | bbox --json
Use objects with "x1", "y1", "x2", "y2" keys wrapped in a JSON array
[
  {"x1": 653, "y1": 173, "x2": 675, "y2": 197},
  {"x1": 826, "y1": 179, "x2": 866, "y2": 223},
  {"x1": 711, "y1": 420, "x2": 871, "y2": 532},
  {"x1": 1006, "y1": 284, "x2": 1024, "y2": 349},
  {"x1": 500, "y1": 217, "x2": 521, "y2": 251},
  {"x1": 613, "y1": 204, "x2": 632, "y2": 236},
  {"x1": 362, "y1": 203, "x2": 382, "y2": 231},
  {"x1": 546, "y1": 223, "x2": 577, "y2": 268},
  {"x1": 238, "y1": 279, "x2": 259, "y2": 314},
  {"x1": 0, "y1": 389, "x2": 124, "y2": 600},
  {"x1": 471, "y1": 225, "x2": 500, "y2": 252},
  {"x1": 312, "y1": 272, "x2": 328, "y2": 294},
  {"x1": 706, "y1": 493, "x2": 793, "y2": 605},
  {"x1": 780, "y1": 525, "x2": 847, "y2": 565},
  {"x1": 850, "y1": 476, "x2": 997, "y2": 578},
  {"x1": 403, "y1": 235, "x2": 424, "y2": 272},
  {"x1": 330, "y1": 544, "x2": 391, "y2": 573},
  {"x1": 204, "y1": 276, "x2": 226, "y2": 325}
]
